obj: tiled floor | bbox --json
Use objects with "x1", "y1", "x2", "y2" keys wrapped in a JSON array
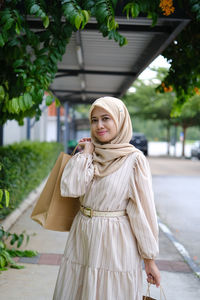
[{"x1": 13, "y1": 253, "x2": 192, "y2": 273}]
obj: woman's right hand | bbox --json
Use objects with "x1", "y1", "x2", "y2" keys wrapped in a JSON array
[
  {"x1": 144, "y1": 259, "x2": 161, "y2": 287},
  {"x1": 78, "y1": 138, "x2": 94, "y2": 154}
]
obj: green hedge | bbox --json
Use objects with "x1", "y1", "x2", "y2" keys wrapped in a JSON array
[{"x1": 0, "y1": 141, "x2": 64, "y2": 220}]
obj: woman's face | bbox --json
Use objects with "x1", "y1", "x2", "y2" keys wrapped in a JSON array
[{"x1": 91, "y1": 107, "x2": 117, "y2": 143}]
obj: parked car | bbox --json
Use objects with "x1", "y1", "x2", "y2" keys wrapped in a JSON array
[
  {"x1": 130, "y1": 133, "x2": 148, "y2": 156},
  {"x1": 191, "y1": 141, "x2": 200, "y2": 160}
]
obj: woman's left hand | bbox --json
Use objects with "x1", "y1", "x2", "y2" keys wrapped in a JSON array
[
  {"x1": 78, "y1": 138, "x2": 94, "y2": 154},
  {"x1": 144, "y1": 259, "x2": 161, "y2": 287}
]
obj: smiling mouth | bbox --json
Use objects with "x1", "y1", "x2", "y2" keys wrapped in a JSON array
[{"x1": 97, "y1": 131, "x2": 107, "y2": 136}]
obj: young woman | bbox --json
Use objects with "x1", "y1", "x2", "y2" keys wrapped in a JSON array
[{"x1": 53, "y1": 96, "x2": 160, "y2": 300}]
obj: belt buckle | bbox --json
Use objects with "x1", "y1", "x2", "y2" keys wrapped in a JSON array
[{"x1": 84, "y1": 207, "x2": 93, "y2": 218}]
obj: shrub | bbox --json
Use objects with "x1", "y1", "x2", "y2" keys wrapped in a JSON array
[{"x1": 0, "y1": 141, "x2": 63, "y2": 219}]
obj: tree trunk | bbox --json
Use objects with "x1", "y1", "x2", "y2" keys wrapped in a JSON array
[
  {"x1": 166, "y1": 125, "x2": 170, "y2": 155},
  {"x1": 172, "y1": 125, "x2": 177, "y2": 157},
  {"x1": 181, "y1": 126, "x2": 187, "y2": 157}
]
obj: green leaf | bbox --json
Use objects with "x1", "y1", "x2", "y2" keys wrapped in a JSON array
[
  {"x1": 18, "y1": 95, "x2": 26, "y2": 112},
  {"x1": 7, "y1": 100, "x2": 14, "y2": 113},
  {"x1": 36, "y1": 9, "x2": 46, "y2": 18},
  {"x1": 8, "y1": 38, "x2": 19, "y2": 47},
  {"x1": 17, "y1": 234, "x2": 24, "y2": 248},
  {"x1": 55, "y1": 97, "x2": 60, "y2": 107},
  {"x1": 82, "y1": 10, "x2": 90, "y2": 24},
  {"x1": 43, "y1": 16, "x2": 49, "y2": 28},
  {"x1": 23, "y1": 250, "x2": 38, "y2": 257},
  {"x1": 0, "y1": 255, "x2": 6, "y2": 268},
  {"x1": 45, "y1": 95, "x2": 53, "y2": 106},
  {"x1": 30, "y1": 4, "x2": 40, "y2": 14},
  {"x1": 131, "y1": 3, "x2": 140, "y2": 18},
  {"x1": 15, "y1": 23, "x2": 20, "y2": 35},
  {"x1": 4, "y1": 190, "x2": 9, "y2": 207},
  {"x1": 13, "y1": 59, "x2": 24, "y2": 68},
  {"x1": 11, "y1": 97, "x2": 20, "y2": 113},
  {"x1": 0, "y1": 190, "x2": 3, "y2": 202},
  {"x1": 0, "y1": 86, "x2": 5, "y2": 101},
  {"x1": 191, "y1": 4, "x2": 200, "y2": 13},
  {"x1": 0, "y1": 34, "x2": 5, "y2": 47},
  {"x1": 0, "y1": 228, "x2": 4, "y2": 239},
  {"x1": 3, "y1": 18, "x2": 14, "y2": 31},
  {"x1": 120, "y1": 36, "x2": 128, "y2": 47},
  {"x1": 0, "y1": 267, "x2": 8, "y2": 271},
  {"x1": 75, "y1": 14, "x2": 82, "y2": 30},
  {"x1": 23, "y1": 93, "x2": 33, "y2": 109},
  {"x1": 10, "y1": 234, "x2": 18, "y2": 246},
  {"x1": 10, "y1": 264, "x2": 24, "y2": 269},
  {"x1": 0, "y1": 10, "x2": 11, "y2": 24},
  {"x1": 50, "y1": 54, "x2": 57, "y2": 64},
  {"x1": 7, "y1": 249, "x2": 38, "y2": 257},
  {"x1": 0, "y1": 241, "x2": 5, "y2": 249}
]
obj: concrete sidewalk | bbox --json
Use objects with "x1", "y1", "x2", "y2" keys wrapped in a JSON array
[{"x1": 1, "y1": 201, "x2": 200, "y2": 299}]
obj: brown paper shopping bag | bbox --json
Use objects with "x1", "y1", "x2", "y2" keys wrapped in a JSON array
[{"x1": 31, "y1": 152, "x2": 80, "y2": 231}]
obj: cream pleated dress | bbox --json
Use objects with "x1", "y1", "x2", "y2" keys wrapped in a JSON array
[{"x1": 53, "y1": 150, "x2": 159, "y2": 300}]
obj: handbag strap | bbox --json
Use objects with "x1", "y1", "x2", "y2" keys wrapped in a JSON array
[
  {"x1": 160, "y1": 285, "x2": 167, "y2": 300},
  {"x1": 70, "y1": 144, "x2": 79, "y2": 156},
  {"x1": 144, "y1": 283, "x2": 151, "y2": 299},
  {"x1": 144, "y1": 284, "x2": 167, "y2": 300}
]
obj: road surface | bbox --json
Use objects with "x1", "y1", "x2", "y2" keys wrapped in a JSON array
[{"x1": 148, "y1": 157, "x2": 200, "y2": 266}]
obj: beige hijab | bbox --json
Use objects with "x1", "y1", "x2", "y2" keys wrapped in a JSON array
[{"x1": 89, "y1": 96, "x2": 140, "y2": 177}]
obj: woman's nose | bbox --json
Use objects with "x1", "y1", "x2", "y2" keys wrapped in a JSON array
[{"x1": 97, "y1": 120, "x2": 104, "y2": 128}]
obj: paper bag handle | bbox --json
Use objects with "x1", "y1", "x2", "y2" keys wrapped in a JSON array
[
  {"x1": 144, "y1": 283, "x2": 167, "y2": 300},
  {"x1": 70, "y1": 144, "x2": 79, "y2": 156},
  {"x1": 160, "y1": 285, "x2": 167, "y2": 300}
]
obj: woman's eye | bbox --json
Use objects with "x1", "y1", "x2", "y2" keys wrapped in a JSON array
[
  {"x1": 91, "y1": 119, "x2": 97, "y2": 123},
  {"x1": 103, "y1": 117, "x2": 109, "y2": 121}
]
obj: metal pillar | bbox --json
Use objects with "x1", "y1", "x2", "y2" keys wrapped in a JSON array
[
  {"x1": 64, "y1": 102, "x2": 69, "y2": 153},
  {"x1": 56, "y1": 107, "x2": 61, "y2": 143},
  {"x1": 71, "y1": 106, "x2": 76, "y2": 140},
  {"x1": 0, "y1": 125, "x2": 3, "y2": 146},
  {"x1": 173, "y1": 126, "x2": 177, "y2": 157},
  {"x1": 26, "y1": 118, "x2": 31, "y2": 140}
]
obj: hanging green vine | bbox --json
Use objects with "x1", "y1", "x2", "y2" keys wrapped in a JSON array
[
  {"x1": 0, "y1": 0, "x2": 199, "y2": 124},
  {"x1": 156, "y1": 0, "x2": 200, "y2": 115}
]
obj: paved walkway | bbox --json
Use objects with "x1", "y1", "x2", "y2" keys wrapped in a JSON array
[
  {"x1": 1, "y1": 205, "x2": 200, "y2": 299},
  {"x1": 1, "y1": 157, "x2": 200, "y2": 299}
]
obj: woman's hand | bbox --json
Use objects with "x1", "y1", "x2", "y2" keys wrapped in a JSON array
[
  {"x1": 79, "y1": 138, "x2": 94, "y2": 154},
  {"x1": 144, "y1": 259, "x2": 161, "y2": 287}
]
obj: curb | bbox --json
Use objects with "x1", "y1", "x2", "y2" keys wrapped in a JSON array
[
  {"x1": 158, "y1": 216, "x2": 200, "y2": 279},
  {"x1": 1, "y1": 177, "x2": 47, "y2": 231}
]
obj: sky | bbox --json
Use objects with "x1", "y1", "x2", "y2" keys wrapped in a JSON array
[
  {"x1": 128, "y1": 55, "x2": 171, "y2": 92},
  {"x1": 139, "y1": 55, "x2": 170, "y2": 79}
]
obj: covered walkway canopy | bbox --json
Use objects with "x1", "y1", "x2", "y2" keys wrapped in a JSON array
[
  {"x1": 49, "y1": 15, "x2": 189, "y2": 104},
  {"x1": 28, "y1": 10, "x2": 189, "y2": 151}
]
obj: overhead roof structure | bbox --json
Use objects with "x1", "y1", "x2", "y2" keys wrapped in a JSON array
[{"x1": 49, "y1": 14, "x2": 189, "y2": 105}]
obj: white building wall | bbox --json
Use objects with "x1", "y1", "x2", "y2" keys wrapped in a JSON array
[
  {"x1": 4, "y1": 119, "x2": 27, "y2": 145},
  {"x1": 47, "y1": 116, "x2": 57, "y2": 142},
  {"x1": 3, "y1": 105, "x2": 49, "y2": 145}
]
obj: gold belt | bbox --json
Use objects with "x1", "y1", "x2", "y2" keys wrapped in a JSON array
[{"x1": 80, "y1": 205, "x2": 127, "y2": 218}]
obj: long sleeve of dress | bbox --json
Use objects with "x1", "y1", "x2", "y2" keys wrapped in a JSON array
[
  {"x1": 127, "y1": 152, "x2": 159, "y2": 259},
  {"x1": 60, "y1": 152, "x2": 94, "y2": 198}
]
